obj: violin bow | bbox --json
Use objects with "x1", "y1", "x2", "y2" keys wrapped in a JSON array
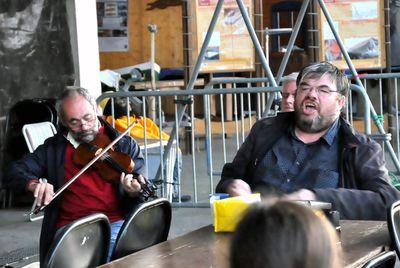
[{"x1": 32, "y1": 122, "x2": 137, "y2": 215}]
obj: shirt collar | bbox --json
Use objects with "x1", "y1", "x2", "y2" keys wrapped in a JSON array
[
  {"x1": 323, "y1": 118, "x2": 340, "y2": 145},
  {"x1": 65, "y1": 132, "x2": 80, "y2": 149}
]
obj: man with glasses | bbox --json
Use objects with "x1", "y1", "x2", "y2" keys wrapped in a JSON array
[
  {"x1": 6, "y1": 87, "x2": 146, "y2": 263},
  {"x1": 216, "y1": 61, "x2": 400, "y2": 220}
]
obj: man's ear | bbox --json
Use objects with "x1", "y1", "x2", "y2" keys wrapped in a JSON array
[{"x1": 338, "y1": 95, "x2": 346, "y2": 110}]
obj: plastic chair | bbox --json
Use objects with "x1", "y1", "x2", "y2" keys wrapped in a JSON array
[
  {"x1": 1, "y1": 99, "x2": 57, "y2": 208},
  {"x1": 43, "y1": 213, "x2": 110, "y2": 268},
  {"x1": 22, "y1": 122, "x2": 57, "y2": 221},
  {"x1": 3, "y1": 99, "x2": 57, "y2": 168},
  {"x1": 22, "y1": 122, "x2": 57, "y2": 153},
  {"x1": 361, "y1": 250, "x2": 396, "y2": 268},
  {"x1": 111, "y1": 198, "x2": 172, "y2": 260},
  {"x1": 388, "y1": 200, "x2": 400, "y2": 258}
]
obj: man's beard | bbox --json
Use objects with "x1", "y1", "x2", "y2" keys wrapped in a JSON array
[
  {"x1": 294, "y1": 110, "x2": 337, "y2": 133},
  {"x1": 71, "y1": 129, "x2": 98, "y2": 143}
]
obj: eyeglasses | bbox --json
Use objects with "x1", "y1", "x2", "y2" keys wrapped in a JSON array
[
  {"x1": 67, "y1": 114, "x2": 96, "y2": 129},
  {"x1": 282, "y1": 93, "x2": 295, "y2": 99},
  {"x1": 298, "y1": 85, "x2": 339, "y2": 96}
]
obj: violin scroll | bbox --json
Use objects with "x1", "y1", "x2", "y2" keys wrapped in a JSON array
[{"x1": 137, "y1": 176, "x2": 157, "y2": 201}]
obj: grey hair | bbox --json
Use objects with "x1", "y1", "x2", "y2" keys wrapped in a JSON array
[
  {"x1": 297, "y1": 61, "x2": 349, "y2": 97},
  {"x1": 56, "y1": 86, "x2": 96, "y2": 125},
  {"x1": 282, "y1": 72, "x2": 299, "y2": 87}
]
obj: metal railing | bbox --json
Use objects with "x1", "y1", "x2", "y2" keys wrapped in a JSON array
[{"x1": 97, "y1": 74, "x2": 400, "y2": 207}]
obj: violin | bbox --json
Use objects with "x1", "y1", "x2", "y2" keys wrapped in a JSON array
[
  {"x1": 32, "y1": 122, "x2": 156, "y2": 215},
  {"x1": 72, "y1": 132, "x2": 157, "y2": 200}
]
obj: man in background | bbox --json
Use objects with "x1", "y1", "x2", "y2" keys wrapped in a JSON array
[{"x1": 280, "y1": 72, "x2": 298, "y2": 112}]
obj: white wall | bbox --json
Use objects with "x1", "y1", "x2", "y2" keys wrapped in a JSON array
[{"x1": 67, "y1": 0, "x2": 101, "y2": 98}]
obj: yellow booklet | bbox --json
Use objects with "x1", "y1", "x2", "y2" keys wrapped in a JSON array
[{"x1": 213, "y1": 193, "x2": 261, "y2": 232}]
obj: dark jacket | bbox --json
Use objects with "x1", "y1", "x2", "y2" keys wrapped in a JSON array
[
  {"x1": 5, "y1": 118, "x2": 145, "y2": 265},
  {"x1": 216, "y1": 112, "x2": 400, "y2": 220}
]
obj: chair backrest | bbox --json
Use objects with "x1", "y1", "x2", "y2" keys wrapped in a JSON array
[
  {"x1": 22, "y1": 122, "x2": 57, "y2": 221},
  {"x1": 43, "y1": 213, "x2": 111, "y2": 268},
  {"x1": 361, "y1": 250, "x2": 396, "y2": 268},
  {"x1": 388, "y1": 200, "x2": 400, "y2": 259},
  {"x1": 22, "y1": 122, "x2": 57, "y2": 152},
  {"x1": 111, "y1": 198, "x2": 172, "y2": 260},
  {"x1": 3, "y1": 99, "x2": 57, "y2": 168}
]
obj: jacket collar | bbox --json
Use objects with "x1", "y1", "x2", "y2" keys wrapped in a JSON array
[
  {"x1": 338, "y1": 117, "x2": 362, "y2": 149},
  {"x1": 98, "y1": 116, "x2": 120, "y2": 139}
]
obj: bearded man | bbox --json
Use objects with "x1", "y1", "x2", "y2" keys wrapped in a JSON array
[
  {"x1": 6, "y1": 87, "x2": 147, "y2": 263},
  {"x1": 216, "y1": 61, "x2": 400, "y2": 220}
]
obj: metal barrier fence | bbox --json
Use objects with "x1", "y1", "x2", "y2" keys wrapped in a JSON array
[
  {"x1": 97, "y1": 75, "x2": 400, "y2": 207},
  {"x1": 346, "y1": 73, "x2": 400, "y2": 173}
]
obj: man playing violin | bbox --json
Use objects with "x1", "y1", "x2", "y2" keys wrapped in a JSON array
[
  {"x1": 6, "y1": 87, "x2": 147, "y2": 263},
  {"x1": 216, "y1": 62, "x2": 400, "y2": 220}
]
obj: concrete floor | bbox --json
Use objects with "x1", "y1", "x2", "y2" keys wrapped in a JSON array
[{"x1": 0, "y1": 206, "x2": 212, "y2": 267}]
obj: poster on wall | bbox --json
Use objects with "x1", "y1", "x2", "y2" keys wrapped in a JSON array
[
  {"x1": 0, "y1": 0, "x2": 74, "y2": 117},
  {"x1": 0, "y1": 0, "x2": 74, "y2": 169},
  {"x1": 96, "y1": 0, "x2": 128, "y2": 52},
  {"x1": 190, "y1": 0, "x2": 255, "y2": 72},
  {"x1": 319, "y1": 0, "x2": 385, "y2": 70}
]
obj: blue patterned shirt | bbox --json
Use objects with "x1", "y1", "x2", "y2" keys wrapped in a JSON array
[{"x1": 253, "y1": 119, "x2": 340, "y2": 194}]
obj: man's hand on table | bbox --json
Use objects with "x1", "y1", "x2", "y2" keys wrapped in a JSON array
[
  {"x1": 283, "y1": 189, "x2": 316, "y2": 201},
  {"x1": 226, "y1": 179, "x2": 252, "y2": 196}
]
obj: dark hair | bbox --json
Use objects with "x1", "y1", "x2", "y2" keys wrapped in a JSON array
[
  {"x1": 297, "y1": 61, "x2": 349, "y2": 97},
  {"x1": 230, "y1": 201, "x2": 341, "y2": 268},
  {"x1": 103, "y1": 97, "x2": 131, "y2": 119}
]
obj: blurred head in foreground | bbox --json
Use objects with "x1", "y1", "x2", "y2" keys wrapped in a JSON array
[{"x1": 230, "y1": 201, "x2": 342, "y2": 268}]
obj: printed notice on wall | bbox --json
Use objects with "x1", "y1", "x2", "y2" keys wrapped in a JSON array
[
  {"x1": 319, "y1": 0, "x2": 384, "y2": 70},
  {"x1": 97, "y1": 0, "x2": 128, "y2": 52},
  {"x1": 193, "y1": 0, "x2": 254, "y2": 72},
  {"x1": 351, "y1": 2, "x2": 377, "y2": 20}
]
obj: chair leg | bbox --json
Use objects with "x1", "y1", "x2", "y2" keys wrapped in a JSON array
[
  {"x1": 0, "y1": 189, "x2": 5, "y2": 209},
  {"x1": 7, "y1": 189, "x2": 13, "y2": 208}
]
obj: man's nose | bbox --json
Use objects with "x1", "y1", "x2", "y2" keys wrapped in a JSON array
[
  {"x1": 306, "y1": 88, "x2": 319, "y2": 98},
  {"x1": 80, "y1": 122, "x2": 91, "y2": 130}
]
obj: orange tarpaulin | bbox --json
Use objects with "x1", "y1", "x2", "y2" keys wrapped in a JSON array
[{"x1": 106, "y1": 115, "x2": 170, "y2": 140}]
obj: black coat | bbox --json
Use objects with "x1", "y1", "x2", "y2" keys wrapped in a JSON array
[
  {"x1": 216, "y1": 112, "x2": 400, "y2": 220},
  {"x1": 5, "y1": 119, "x2": 146, "y2": 265}
]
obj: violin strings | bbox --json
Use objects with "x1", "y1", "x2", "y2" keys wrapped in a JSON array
[{"x1": 101, "y1": 154, "x2": 155, "y2": 198}]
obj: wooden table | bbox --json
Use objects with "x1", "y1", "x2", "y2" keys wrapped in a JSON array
[
  {"x1": 340, "y1": 221, "x2": 389, "y2": 267},
  {"x1": 99, "y1": 221, "x2": 389, "y2": 268}
]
